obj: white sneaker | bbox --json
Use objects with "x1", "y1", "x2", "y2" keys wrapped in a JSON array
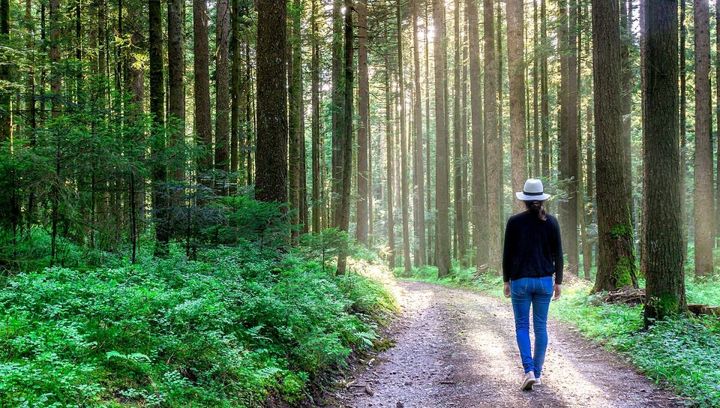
[
  {"x1": 534, "y1": 377, "x2": 542, "y2": 386},
  {"x1": 521, "y1": 371, "x2": 536, "y2": 391}
]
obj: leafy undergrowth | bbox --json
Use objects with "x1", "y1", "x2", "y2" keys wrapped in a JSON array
[
  {"x1": 552, "y1": 280, "x2": 720, "y2": 407},
  {"x1": 0, "y1": 244, "x2": 396, "y2": 407},
  {"x1": 404, "y1": 266, "x2": 720, "y2": 407}
]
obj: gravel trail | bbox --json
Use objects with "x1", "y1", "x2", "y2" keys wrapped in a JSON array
[{"x1": 331, "y1": 280, "x2": 686, "y2": 408}]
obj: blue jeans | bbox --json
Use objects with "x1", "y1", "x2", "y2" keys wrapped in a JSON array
[{"x1": 510, "y1": 276, "x2": 553, "y2": 378}]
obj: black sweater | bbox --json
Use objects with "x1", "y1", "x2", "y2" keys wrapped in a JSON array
[{"x1": 502, "y1": 211, "x2": 564, "y2": 284}]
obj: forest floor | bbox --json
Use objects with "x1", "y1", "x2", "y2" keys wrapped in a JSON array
[{"x1": 324, "y1": 280, "x2": 689, "y2": 408}]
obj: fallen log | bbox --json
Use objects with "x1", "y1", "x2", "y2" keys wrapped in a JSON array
[
  {"x1": 601, "y1": 287, "x2": 646, "y2": 305},
  {"x1": 687, "y1": 304, "x2": 720, "y2": 317}
]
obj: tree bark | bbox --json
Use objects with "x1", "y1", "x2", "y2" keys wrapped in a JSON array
[
  {"x1": 311, "y1": 0, "x2": 322, "y2": 233},
  {"x1": 194, "y1": 0, "x2": 212, "y2": 174},
  {"x1": 507, "y1": 0, "x2": 527, "y2": 215},
  {"x1": 583, "y1": 103, "x2": 594, "y2": 278},
  {"x1": 289, "y1": 0, "x2": 303, "y2": 238},
  {"x1": 558, "y1": 0, "x2": 579, "y2": 276},
  {"x1": 643, "y1": 0, "x2": 686, "y2": 322},
  {"x1": 215, "y1": 0, "x2": 230, "y2": 190},
  {"x1": 694, "y1": 0, "x2": 713, "y2": 277},
  {"x1": 434, "y1": 0, "x2": 451, "y2": 277},
  {"x1": 453, "y1": 0, "x2": 466, "y2": 264},
  {"x1": 468, "y1": 0, "x2": 487, "y2": 270},
  {"x1": 532, "y1": 0, "x2": 540, "y2": 177},
  {"x1": 540, "y1": 0, "x2": 550, "y2": 178},
  {"x1": 149, "y1": 0, "x2": 168, "y2": 255},
  {"x1": 411, "y1": 0, "x2": 426, "y2": 266},
  {"x1": 168, "y1": 0, "x2": 185, "y2": 181},
  {"x1": 230, "y1": 0, "x2": 242, "y2": 192},
  {"x1": 716, "y1": 3, "x2": 720, "y2": 250},
  {"x1": 336, "y1": 0, "x2": 354, "y2": 275},
  {"x1": 486, "y1": 0, "x2": 502, "y2": 271},
  {"x1": 385, "y1": 31, "x2": 396, "y2": 270},
  {"x1": 591, "y1": 0, "x2": 637, "y2": 292},
  {"x1": 255, "y1": 0, "x2": 287, "y2": 203},
  {"x1": 0, "y1": 0, "x2": 9, "y2": 143},
  {"x1": 356, "y1": 0, "x2": 370, "y2": 244},
  {"x1": 396, "y1": 0, "x2": 411, "y2": 274},
  {"x1": 425, "y1": 0, "x2": 434, "y2": 266},
  {"x1": 331, "y1": 0, "x2": 345, "y2": 227},
  {"x1": 679, "y1": 0, "x2": 688, "y2": 264},
  {"x1": 620, "y1": 0, "x2": 634, "y2": 232}
]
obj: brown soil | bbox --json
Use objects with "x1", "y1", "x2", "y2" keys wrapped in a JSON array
[{"x1": 324, "y1": 281, "x2": 688, "y2": 408}]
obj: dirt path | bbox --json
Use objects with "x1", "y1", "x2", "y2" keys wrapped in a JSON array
[{"x1": 329, "y1": 281, "x2": 687, "y2": 408}]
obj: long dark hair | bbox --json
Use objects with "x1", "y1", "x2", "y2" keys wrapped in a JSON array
[{"x1": 524, "y1": 200, "x2": 547, "y2": 221}]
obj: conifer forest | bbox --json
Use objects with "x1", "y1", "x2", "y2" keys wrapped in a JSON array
[{"x1": 1, "y1": 0, "x2": 720, "y2": 406}]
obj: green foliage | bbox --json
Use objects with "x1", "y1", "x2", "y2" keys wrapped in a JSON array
[
  {"x1": 0, "y1": 227, "x2": 126, "y2": 273},
  {"x1": 0, "y1": 243, "x2": 394, "y2": 406},
  {"x1": 211, "y1": 195, "x2": 292, "y2": 249},
  {"x1": 685, "y1": 275, "x2": 720, "y2": 305},
  {"x1": 550, "y1": 281, "x2": 720, "y2": 407}
]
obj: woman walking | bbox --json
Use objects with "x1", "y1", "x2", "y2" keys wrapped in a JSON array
[{"x1": 502, "y1": 178, "x2": 563, "y2": 391}]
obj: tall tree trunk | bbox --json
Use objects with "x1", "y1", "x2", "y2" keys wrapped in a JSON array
[
  {"x1": 558, "y1": 0, "x2": 579, "y2": 276},
  {"x1": 331, "y1": 0, "x2": 345, "y2": 227},
  {"x1": 434, "y1": 0, "x2": 451, "y2": 277},
  {"x1": 716, "y1": 3, "x2": 720, "y2": 250},
  {"x1": 540, "y1": 0, "x2": 550, "y2": 177},
  {"x1": 620, "y1": 0, "x2": 634, "y2": 231},
  {"x1": 411, "y1": 0, "x2": 426, "y2": 266},
  {"x1": 125, "y1": 1, "x2": 145, "y2": 262},
  {"x1": 694, "y1": 0, "x2": 713, "y2": 277},
  {"x1": 215, "y1": 0, "x2": 230, "y2": 192},
  {"x1": 337, "y1": 0, "x2": 354, "y2": 275},
  {"x1": 356, "y1": 0, "x2": 370, "y2": 244},
  {"x1": 168, "y1": 0, "x2": 185, "y2": 181},
  {"x1": 24, "y1": 0, "x2": 37, "y2": 226},
  {"x1": 0, "y1": 0, "x2": 16, "y2": 242},
  {"x1": 194, "y1": 0, "x2": 212, "y2": 174},
  {"x1": 397, "y1": 0, "x2": 412, "y2": 274},
  {"x1": 453, "y1": 0, "x2": 466, "y2": 264},
  {"x1": 149, "y1": 0, "x2": 168, "y2": 255},
  {"x1": 245, "y1": 39, "x2": 253, "y2": 186},
  {"x1": 679, "y1": 0, "x2": 687, "y2": 262},
  {"x1": 289, "y1": 0, "x2": 303, "y2": 238},
  {"x1": 591, "y1": 0, "x2": 637, "y2": 292},
  {"x1": 230, "y1": 0, "x2": 242, "y2": 192},
  {"x1": 507, "y1": 0, "x2": 528, "y2": 214},
  {"x1": 0, "y1": 0, "x2": 9, "y2": 143},
  {"x1": 643, "y1": 0, "x2": 686, "y2": 322},
  {"x1": 486, "y1": 0, "x2": 502, "y2": 271},
  {"x1": 311, "y1": 0, "x2": 322, "y2": 233},
  {"x1": 532, "y1": 0, "x2": 540, "y2": 177},
  {"x1": 255, "y1": 0, "x2": 287, "y2": 203},
  {"x1": 425, "y1": 0, "x2": 434, "y2": 265},
  {"x1": 385, "y1": 37, "x2": 396, "y2": 270},
  {"x1": 583, "y1": 103, "x2": 594, "y2": 278},
  {"x1": 468, "y1": 0, "x2": 488, "y2": 270},
  {"x1": 497, "y1": 0, "x2": 506, "y2": 237}
]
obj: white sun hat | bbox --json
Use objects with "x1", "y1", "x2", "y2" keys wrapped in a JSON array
[{"x1": 515, "y1": 178, "x2": 551, "y2": 201}]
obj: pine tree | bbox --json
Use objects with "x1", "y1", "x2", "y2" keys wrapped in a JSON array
[
  {"x1": 643, "y1": 0, "x2": 686, "y2": 321},
  {"x1": 433, "y1": 0, "x2": 451, "y2": 277},
  {"x1": 591, "y1": 0, "x2": 636, "y2": 292},
  {"x1": 255, "y1": 0, "x2": 288, "y2": 203}
]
